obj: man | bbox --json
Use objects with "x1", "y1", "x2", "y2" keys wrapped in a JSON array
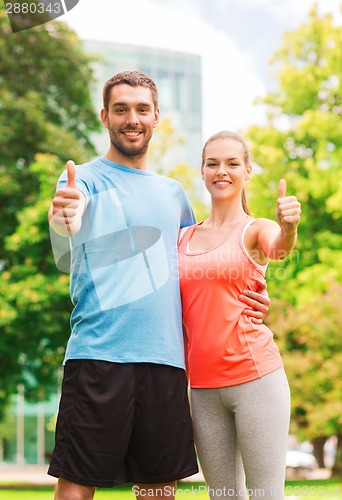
[{"x1": 48, "y1": 71, "x2": 269, "y2": 499}]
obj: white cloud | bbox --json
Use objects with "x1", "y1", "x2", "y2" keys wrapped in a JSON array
[
  {"x1": 215, "y1": 0, "x2": 341, "y2": 21},
  {"x1": 59, "y1": 0, "x2": 340, "y2": 140},
  {"x1": 199, "y1": 31, "x2": 266, "y2": 136}
]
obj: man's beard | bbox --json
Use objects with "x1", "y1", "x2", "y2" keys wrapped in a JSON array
[{"x1": 109, "y1": 129, "x2": 150, "y2": 158}]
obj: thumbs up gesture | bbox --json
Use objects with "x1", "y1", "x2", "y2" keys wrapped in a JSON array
[
  {"x1": 66, "y1": 159, "x2": 77, "y2": 189},
  {"x1": 48, "y1": 160, "x2": 85, "y2": 236},
  {"x1": 276, "y1": 179, "x2": 301, "y2": 234}
]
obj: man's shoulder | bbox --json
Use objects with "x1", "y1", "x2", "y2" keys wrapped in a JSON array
[
  {"x1": 77, "y1": 157, "x2": 103, "y2": 172},
  {"x1": 58, "y1": 158, "x2": 100, "y2": 185},
  {"x1": 153, "y1": 172, "x2": 185, "y2": 192},
  {"x1": 73, "y1": 158, "x2": 108, "y2": 187}
]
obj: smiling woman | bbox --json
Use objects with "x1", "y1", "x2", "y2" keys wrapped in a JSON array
[{"x1": 178, "y1": 129, "x2": 301, "y2": 500}]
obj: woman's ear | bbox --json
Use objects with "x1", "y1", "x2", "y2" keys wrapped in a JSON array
[{"x1": 244, "y1": 163, "x2": 252, "y2": 180}]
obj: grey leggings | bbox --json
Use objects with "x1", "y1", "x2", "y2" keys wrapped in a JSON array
[{"x1": 190, "y1": 367, "x2": 290, "y2": 500}]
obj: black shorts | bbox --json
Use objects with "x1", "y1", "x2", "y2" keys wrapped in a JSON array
[{"x1": 48, "y1": 360, "x2": 198, "y2": 487}]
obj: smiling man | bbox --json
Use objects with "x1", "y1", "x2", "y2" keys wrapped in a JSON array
[
  {"x1": 48, "y1": 71, "x2": 269, "y2": 500},
  {"x1": 101, "y1": 80, "x2": 158, "y2": 163}
]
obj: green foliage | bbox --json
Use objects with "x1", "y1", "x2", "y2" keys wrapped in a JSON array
[
  {"x1": 0, "y1": 4, "x2": 100, "y2": 250},
  {"x1": 0, "y1": 8, "x2": 100, "y2": 165},
  {"x1": 0, "y1": 4, "x2": 100, "y2": 418},
  {"x1": 168, "y1": 163, "x2": 209, "y2": 222},
  {"x1": 245, "y1": 4, "x2": 342, "y2": 462},
  {"x1": 269, "y1": 284, "x2": 342, "y2": 440},
  {"x1": 0, "y1": 155, "x2": 72, "y2": 414},
  {"x1": 150, "y1": 117, "x2": 208, "y2": 221},
  {"x1": 148, "y1": 117, "x2": 185, "y2": 171}
]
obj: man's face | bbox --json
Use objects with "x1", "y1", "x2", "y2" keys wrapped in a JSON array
[{"x1": 101, "y1": 84, "x2": 159, "y2": 160}]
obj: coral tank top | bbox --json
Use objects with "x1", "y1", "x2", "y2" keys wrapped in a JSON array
[{"x1": 178, "y1": 217, "x2": 283, "y2": 388}]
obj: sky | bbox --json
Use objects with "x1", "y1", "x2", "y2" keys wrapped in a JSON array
[{"x1": 59, "y1": 0, "x2": 341, "y2": 139}]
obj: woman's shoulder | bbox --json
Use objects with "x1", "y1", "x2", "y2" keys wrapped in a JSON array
[
  {"x1": 244, "y1": 217, "x2": 278, "y2": 248},
  {"x1": 247, "y1": 217, "x2": 278, "y2": 232}
]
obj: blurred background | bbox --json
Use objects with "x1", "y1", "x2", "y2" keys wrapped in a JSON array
[{"x1": 0, "y1": 0, "x2": 341, "y2": 480}]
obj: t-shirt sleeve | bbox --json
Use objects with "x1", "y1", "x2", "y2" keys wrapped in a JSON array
[
  {"x1": 177, "y1": 183, "x2": 196, "y2": 228},
  {"x1": 57, "y1": 167, "x2": 91, "y2": 200}
]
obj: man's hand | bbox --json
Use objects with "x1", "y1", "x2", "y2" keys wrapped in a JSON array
[
  {"x1": 239, "y1": 287, "x2": 270, "y2": 325},
  {"x1": 48, "y1": 160, "x2": 85, "y2": 236}
]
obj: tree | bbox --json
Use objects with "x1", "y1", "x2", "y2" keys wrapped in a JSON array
[
  {"x1": 245, "y1": 4, "x2": 342, "y2": 473},
  {"x1": 0, "y1": 6, "x2": 100, "y2": 249},
  {"x1": 0, "y1": 5, "x2": 100, "y2": 418}
]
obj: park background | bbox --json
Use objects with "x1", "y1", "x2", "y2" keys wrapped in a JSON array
[{"x1": 0, "y1": 0, "x2": 341, "y2": 495}]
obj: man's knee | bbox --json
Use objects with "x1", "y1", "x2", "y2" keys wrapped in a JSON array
[{"x1": 54, "y1": 477, "x2": 96, "y2": 500}]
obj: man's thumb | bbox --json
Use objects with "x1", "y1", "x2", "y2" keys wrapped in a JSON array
[
  {"x1": 278, "y1": 178, "x2": 286, "y2": 199},
  {"x1": 66, "y1": 160, "x2": 77, "y2": 188}
]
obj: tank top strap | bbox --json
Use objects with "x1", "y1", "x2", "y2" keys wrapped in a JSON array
[
  {"x1": 228, "y1": 215, "x2": 254, "y2": 241},
  {"x1": 239, "y1": 216, "x2": 255, "y2": 234},
  {"x1": 178, "y1": 223, "x2": 201, "y2": 251},
  {"x1": 237, "y1": 216, "x2": 268, "y2": 273}
]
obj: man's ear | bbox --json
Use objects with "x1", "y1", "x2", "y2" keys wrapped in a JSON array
[
  {"x1": 153, "y1": 107, "x2": 160, "y2": 128},
  {"x1": 100, "y1": 107, "x2": 109, "y2": 128}
]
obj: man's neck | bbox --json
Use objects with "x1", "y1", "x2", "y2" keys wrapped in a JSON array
[{"x1": 104, "y1": 150, "x2": 149, "y2": 171}]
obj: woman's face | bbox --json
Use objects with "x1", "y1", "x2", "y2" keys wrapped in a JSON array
[{"x1": 201, "y1": 138, "x2": 252, "y2": 200}]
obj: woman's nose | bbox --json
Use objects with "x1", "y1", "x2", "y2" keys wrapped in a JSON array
[{"x1": 217, "y1": 163, "x2": 228, "y2": 175}]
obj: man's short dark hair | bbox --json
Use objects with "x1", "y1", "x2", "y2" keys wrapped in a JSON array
[{"x1": 102, "y1": 71, "x2": 159, "y2": 110}]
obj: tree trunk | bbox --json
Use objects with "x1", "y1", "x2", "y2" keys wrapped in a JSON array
[
  {"x1": 312, "y1": 436, "x2": 327, "y2": 468},
  {"x1": 331, "y1": 434, "x2": 342, "y2": 477}
]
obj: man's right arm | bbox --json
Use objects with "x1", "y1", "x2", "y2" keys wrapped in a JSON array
[{"x1": 48, "y1": 160, "x2": 86, "y2": 237}]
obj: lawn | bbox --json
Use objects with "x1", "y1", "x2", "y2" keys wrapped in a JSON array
[{"x1": 0, "y1": 480, "x2": 341, "y2": 499}]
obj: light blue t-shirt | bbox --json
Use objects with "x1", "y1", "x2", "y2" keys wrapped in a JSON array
[{"x1": 55, "y1": 157, "x2": 195, "y2": 369}]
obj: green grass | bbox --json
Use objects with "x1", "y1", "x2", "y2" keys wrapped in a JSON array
[{"x1": 0, "y1": 480, "x2": 341, "y2": 499}]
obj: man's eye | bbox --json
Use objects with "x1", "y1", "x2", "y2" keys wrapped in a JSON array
[
  {"x1": 139, "y1": 108, "x2": 149, "y2": 113},
  {"x1": 115, "y1": 108, "x2": 125, "y2": 113}
]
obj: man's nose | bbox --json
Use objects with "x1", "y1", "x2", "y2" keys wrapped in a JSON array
[{"x1": 127, "y1": 110, "x2": 139, "y2": 125}]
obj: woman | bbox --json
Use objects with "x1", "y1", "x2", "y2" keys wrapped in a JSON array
[{"x1": 178, "y1": 131, "x2": 301, "y2": 500}]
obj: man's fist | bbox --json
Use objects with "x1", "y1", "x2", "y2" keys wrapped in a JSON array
[{"x1": 48, "y1": 160, "x2": 85, "y2": 236}]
